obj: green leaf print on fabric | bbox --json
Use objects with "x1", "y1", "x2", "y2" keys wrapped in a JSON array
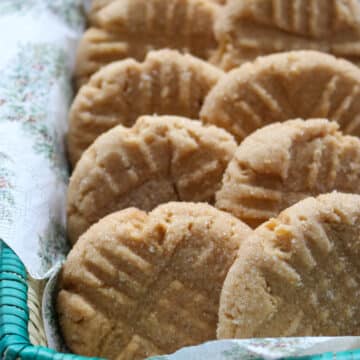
[
  {"x1": 0, "y1": 0, "x2": 34, "y2": 14},
  {"x1": 0, "y1": 152, "x2": 15, "y2": 224},
  {"x1": 0, "y1": 43, "x2": 69, "y2": 181},
  {"x1": 37, "y1": 219, "x2": 69, "y2": 276},
  {"x1": 0, "y1": 0, "x2": 85, "y2": 29}
]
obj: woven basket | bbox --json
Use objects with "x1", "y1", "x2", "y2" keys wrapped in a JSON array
[
  {"x1": 1, "y1": 240, "x2": 360, "y2": 360},
  {"x1": 0, "y1": 241, "x2": 98, "y2": 360}
]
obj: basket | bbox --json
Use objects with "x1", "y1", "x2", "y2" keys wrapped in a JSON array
[{"x1": 1, "y1": 244, "x2": 360, "y2": 360}]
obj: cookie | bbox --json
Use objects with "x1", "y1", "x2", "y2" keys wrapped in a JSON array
[
  {"x1": 212, "y1": 0, "x2": 360, "y2": 70},
  {"x1": 89, "y1": 0, "x2": 113, "y2": 21},
  {"x1": 209, "y1": 0, "x2": 226, "y2": 4},
  {"x1": 67, "y1": 115, "x2": 237, "y2": 244},
  {"x1": 58, "y1": 202, "x2": 251, "y2": 359},
  {"x1": 76, "y1": 0, "x2": 219, "y2": 87},
  {"x1": 89, "y1": 0, "x2": 223, "y2": 26},
  {"x1": 216, "y1": 119, "x2": 360, "y2": 228},
  {"x1": 218, "y1": 192, "x2": 360, "y2": 338},
  {"x1": 68, "y1": 49, "x2": 224, "y2": 166},
  {"x1": 201, "y1": 51, "x2": 360, "y2": 142},
  {"x1": 90, "y1": 0, "x2": 224, "y2": 22}
]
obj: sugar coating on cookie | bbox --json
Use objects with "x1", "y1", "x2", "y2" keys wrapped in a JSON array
[
  {"x1": 67, "y1": 115, "x2": 237, "y2": 244},
  {"x1": 76, "y1": 0, "x2": 219, "y2": 87},
  {"x1": 212, "y1": 0, "x2": 360, "y2": 70},
  {"x1": 218, "y1": 192, "x2": 360, "y2": 339},
  {"x1": 58, "y1": 202, "x2": 251, "y2": 359},
  {"x1": 68, "y1": 49, "x2": 224, "y2": 166},
  {"x1": 201, "y1": 51, "x2": 360, "y2": 142},
  {"x1": 216, "y1": 118, "x2": 360, "y2": 228}
]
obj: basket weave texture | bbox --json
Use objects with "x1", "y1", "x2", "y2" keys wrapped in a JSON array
[{"x1": 0, "y1": 241, "x2": 98, "y2": 360}]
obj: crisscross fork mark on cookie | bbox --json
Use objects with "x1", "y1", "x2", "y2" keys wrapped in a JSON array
[
  {"x1": 212, "y1": 0, "x2": 360, "y2": 70},
  {"x1": 58, "y1": 203, "x2": 251, "y2": 359},
  {"x1": 218, "y1": 192, "x2": 360, "y2": 339},
  {"x1": 68, "y1": 49, "x2": 223, "y2": 165},
  {"x1": 201, "y1": 51, "x2": 360, "y2": 142},
  {"x1": 76, "y1": 0, "x2": 219, "y2": 87},
  {"x1": 216, "y1": 119, "x2": 360, "y2": 227},
  {"x1": 90, "y1": 0, "x2": 225, "y2": 20},
  {"x1": 67, "y1": 115, "x2": 237, "y2": 243}
]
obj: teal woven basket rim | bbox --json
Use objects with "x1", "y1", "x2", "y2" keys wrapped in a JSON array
[
  {"x1": 0, "y1": 241, "x2": 99, "y2": 360},
  {"x1": 1, "y1": 241, "x2": 360, "y2": 360}
]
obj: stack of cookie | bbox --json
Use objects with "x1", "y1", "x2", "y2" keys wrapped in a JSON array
[{"x1": 58, "y1": 1, "x2": 360, "y2": 359}]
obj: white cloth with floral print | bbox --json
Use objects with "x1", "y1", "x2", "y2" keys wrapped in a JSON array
[
  {"x1": 0, "y1": 0, "x2": 360, "y2": 359},
  {"x1": 0, "y1": 0, "x2": 87, "y2": 279}
]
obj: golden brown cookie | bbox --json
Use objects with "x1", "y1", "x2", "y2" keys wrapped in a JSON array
[
  {"x1": 201, "y1": 51, "x2": 360, "y2": 142},
  {"x1": 76, "y1": 0, "x2": 219, "y2": 87},
  {"x1": 68, "y1": 49, "x2": 224, "y2": 166},
  {"x1": 212, "y1": 0, "x2": 360, "y2": 70},
  {"x1": 89, "y1": 0, "x2": 113, "y2": 20},
  {"x1": 218, "y1": 192, "x2": 360, "y2": 338},
  {"x1": 90, "y1": 0, "x2": 224, "y2": 22},
  {"x1": 216, "y1": 119, "x2": 360, "y2": 228},
  {"x1": 67, "y1": 115, "x2": 237, "y2": 244},
  {"x1": 58, "y1": 202, "x2": 251, "y2": 359},
  {"x1": 209, "y1": 0, "x2": 226, "y2": 4}
]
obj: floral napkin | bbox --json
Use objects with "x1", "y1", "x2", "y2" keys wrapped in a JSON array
[
  {"x1": 0, "y1": 0, "x2": 86, "y2": 279},
  {"x1": 0, "y1": 0, "x2": 359, "y2": 359}
]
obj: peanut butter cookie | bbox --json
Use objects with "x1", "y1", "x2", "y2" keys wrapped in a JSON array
[
  {"x1": 89, "y1": 0, "x2": 112, "y2": 22},
  {"x1": 90, "y1": 0, "x2": 224, "y2": 22},
  {"x1": 212, "y1": 0, "x2": 360, "y2": 70},
  {"x1": 69, "y1": 49, "x2": 223, "y2": 166},
  {"x1": 201, "y1": 51, "x2": 360, "y2": 142},
  {"x1": 76, "y1": 0, "x2": 219, "y2": 87},
  {"x1": 67, "y1": 115, "x2": 236, "y2": 244},
  {"x1": 218, "y1": 192, "x2": 360, "y2": 338},
  {"x1": 209, "y1": 0, "x2": 226, "y2": 4},
  {"x1": 58, "y1": 202, "x2": 251, "y2": 359},
  {"x1": 216, "y1": 119, "x2": 360, "y2": 228}
]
